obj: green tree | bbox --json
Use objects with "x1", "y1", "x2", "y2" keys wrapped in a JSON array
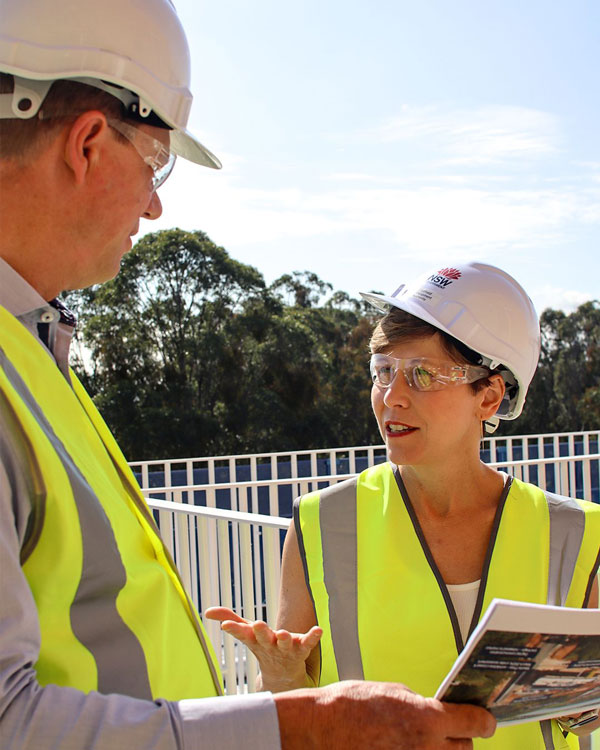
[
  {"x1": 65, "y1": 229, "x2": 383, "y2": 458},
  {"x1": 66, "y1": 229, "x2": 266, "y2": 458},
  {"x1": 271, "y1": 271, "x2": 333, "y2": 308},
  {"x1": 498, "y1": 301, "x2": 600, "y2": 435}
]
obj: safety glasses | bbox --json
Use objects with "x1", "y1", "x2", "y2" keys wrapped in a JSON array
[
  {"x1": 370, "y1": 354, "x2": 490, "y2": 392},
  {"x1": 107, "y1": 118, "x2": 176, "y2": 190}
]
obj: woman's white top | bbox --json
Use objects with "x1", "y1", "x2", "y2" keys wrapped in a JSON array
[
  {"x1": 446, "y1": 580, "x2": 480, "y2": 643},
  {"x1": 446, "y1": 474, "x2": 509, "y2": 643}
]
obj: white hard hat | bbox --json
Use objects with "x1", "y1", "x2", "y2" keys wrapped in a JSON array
[
  {"x1": 0, "y1": 0, "x2": 221, "y2": 169},
  {"x1": 361, "y1": 261, "x2": 541, "y2": 420}
]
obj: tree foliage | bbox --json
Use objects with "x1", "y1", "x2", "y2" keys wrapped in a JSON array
[
  {"x1": 499, "y1": 301, "x2": 600, "y2": 436},
  {"x1": 65, "y1": 229, "x2": 381, "y2": 459},
  {"x1": 64, "y1": 229, "x2": 599, "y2": 458}
]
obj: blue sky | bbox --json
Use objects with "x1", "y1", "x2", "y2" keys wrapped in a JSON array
[{"x1": 141, "y1": 0, "x2": 600, "y2": 313}]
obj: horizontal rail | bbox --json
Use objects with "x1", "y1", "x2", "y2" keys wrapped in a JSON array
[
  {"x1": 147, "y1": 497, "x2": 291, "y2": 528},
  {"x1": 140, "y1": 454, "x2": 600, "y2": 495},
  {"x1": 142, "y1": 473, "x2": 350, "y2": 494},
  {"x1": 490, "y1": 453, "x2": 600, "y2": 468},
  {"x1": 131, "y1": 430, "x2": 600, "y2": 467}
]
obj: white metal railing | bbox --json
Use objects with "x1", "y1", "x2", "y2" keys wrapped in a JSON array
[
  {"x1": 148, "y1": 497, "x2": 290, "y2": 695},
  {"x1": 141, "y1": 453, "x2": 600, "y2": 509},
  {"x1": 133, "y1": 431, "x2": 600, "y2": 521},
  {"x1": 140, "y1": 433, "x2": 600, "y2": 695}
]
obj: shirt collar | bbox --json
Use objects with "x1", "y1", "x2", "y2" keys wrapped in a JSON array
[
  {"x1": 0, "y1": 257, "x2": 76, "y2": 379},
  {"x1": 0, "y1": 257, "x2": 49, "y2": 317}
]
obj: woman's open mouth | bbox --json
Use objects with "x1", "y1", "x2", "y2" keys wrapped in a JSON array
[{"x1": 385, "y1": 422, "x2": 418, "y2": 438}]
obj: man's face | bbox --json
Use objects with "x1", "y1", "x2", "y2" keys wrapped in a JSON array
[{"x1": 65, "y1": 120, "x2": 167, "y2": 290}]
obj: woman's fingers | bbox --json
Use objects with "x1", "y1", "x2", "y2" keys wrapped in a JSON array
[
  {"x1": 220, "y1": 620, "x2": 257, "y2": 646},
  {"x1": 253, "y1": 620, "x2": 277, "y2": 647},
  {"x1": 275, "y1": 629, "x2": 294, "y2": 651},
  {"x1": 203, "y1": 608, "x2": 260, "y2": 648},
  {"x1": 301, "y1": 626, "x2": 323, "y2": 650},
  {"x1": 206, "y1": 608, "x2": 319, "y2": 664},
  {"x1": 204, "y1": 606, "x2": 248, "y2": 625},
  {"x1": 275, "y1": 626, "x2": 322, "y2": 655}
]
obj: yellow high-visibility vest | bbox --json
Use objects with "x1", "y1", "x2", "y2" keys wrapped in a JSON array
[
  {"x1": 0, "y1": 304, "x2": 222, "y2": 700},
  {"x1": 297, "y1": 461, "x2": 600, "y2": 750}
]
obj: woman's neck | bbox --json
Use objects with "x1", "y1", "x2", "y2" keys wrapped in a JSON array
[
  {"x1": 398, "y1": 461, "x2": 508, "y2": 584},
  {"x1": 398, "y1": 459, "x2": 504, "y2": 517}
]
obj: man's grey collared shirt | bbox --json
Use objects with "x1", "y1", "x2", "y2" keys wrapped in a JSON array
[{"x1": 0, "y1": 257, "x2": 280, "y2": 750}]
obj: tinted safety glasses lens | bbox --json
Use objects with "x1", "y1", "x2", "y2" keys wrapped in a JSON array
[{"x1": 370, "y1": 354, "x2": 490, "y2": 391}]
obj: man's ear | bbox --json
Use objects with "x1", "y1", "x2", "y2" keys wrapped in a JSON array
[
  {"x1": 63, "y1": 110, "x2": 109, "y2": 185},
  {"x1": 478, "y1": 374, "x2": 505, "y2": 421}
]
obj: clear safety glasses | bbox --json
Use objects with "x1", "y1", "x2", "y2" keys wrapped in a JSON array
[
  {"x1": 370, "y1": 354, "x2": 491, "y2": 392},
  {"x1": 107, "y1": 118, "x2": 176, "y2": 190}
]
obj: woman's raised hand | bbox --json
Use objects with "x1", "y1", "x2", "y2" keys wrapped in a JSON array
[{"x1": 204, "y1": 606, "x2": 322, "y2": 692}]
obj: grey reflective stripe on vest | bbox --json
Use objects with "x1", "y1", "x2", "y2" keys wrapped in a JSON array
[
  {"x1": 319, "y1": 477, "x2": 365, "y2": 680},
  {"x1": 0, "y1": 389, "x2": 47, "y2": 563},
  {"x1": 72, "y1": 373, "x2": 224, "y2": 696},
  {"x1": 0, "y1": 348, "x2": 153, "y2": 699},
  {"x1": 540, "y1": 719, "x2": 555, "y2": 749},
  {"x1": 545, "y1": 491, "x2": 586, "y2": 606}
]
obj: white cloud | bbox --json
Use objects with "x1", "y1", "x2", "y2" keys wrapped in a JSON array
[
  {"x1": 142, "y1": 162, "x2": 341, "y2": 247},
  {"x1": 532, "y1": 285, "x2": 597, "y2": 314},
  {"x1": 135, "y1": 108, "x2": 597, "y2": 315},
  {"x1": 142, "y1": 158, "x2": 600, "y2": 261},
  {"x1": 307, "y1": 187, "x2": 573, "y2": 251},
  {"x1": 321, "y1": 172, "x2": 487, "y2": 186},
  {"x1": 364, "y1": 104, "x2": 560, "y2": 165}
]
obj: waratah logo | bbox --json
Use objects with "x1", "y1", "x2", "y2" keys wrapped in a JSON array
[
  {"x1": 428, "y1": 268, "x2": 462, "y2": 289},
  {"x1": 438, "y1": 268, "x2": 462, "y2": 280}
]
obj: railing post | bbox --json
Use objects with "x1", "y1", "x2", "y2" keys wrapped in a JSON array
[
  {"x1": 263, "y1": 526, "x2": 282, "y2": 624},
  {"x1": 216, "y1": 518, "x2": 237, "y2": 694},
  {"x1": 172, "y1": 488, "x2": 193, "y2": 602},
  {"x1": 239, "y1": 520, "x2": 258, "y2": 691},
  {"x1": 582, "y1": 455, "x2": 592, "y2": 500},
  {"x1": 329, "y1": 450, "x2": 337, "y2": 477},
  {"x1": 250, "y1": 456, "x2": 263, "y2": 624},
  {"x1": 198, "y1": 514, "x2": 220, "y2": 652}
]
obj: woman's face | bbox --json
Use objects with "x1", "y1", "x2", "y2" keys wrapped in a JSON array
[{"x1": 371, "y1": 333, "x2": 488, "y2": 469}]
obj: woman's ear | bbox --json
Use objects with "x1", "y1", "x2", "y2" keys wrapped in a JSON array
[
  {"x1": 63, "y1": 110, "x2": 109, "y2": 185},
  {"x1": 478, "y1": 374, "x2": 505, "y2": 421}
]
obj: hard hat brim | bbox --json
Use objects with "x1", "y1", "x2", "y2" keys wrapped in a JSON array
[
  {"x1": 360, "y1": 291, "x2": 446, "y2": 331},
  {"x1": 170, "y1": 128, "x2": 222, "y2": 169}
]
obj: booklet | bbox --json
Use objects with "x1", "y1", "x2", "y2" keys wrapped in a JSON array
[{"x1": 435, "y1": 599, "x2": 600, "y2": 727}]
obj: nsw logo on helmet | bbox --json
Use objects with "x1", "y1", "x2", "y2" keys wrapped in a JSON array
[{"x1": 428, "y1": 268, "x2": 462, "y2": 289}]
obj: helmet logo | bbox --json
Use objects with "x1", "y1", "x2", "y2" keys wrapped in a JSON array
[
  {"x1": 428, "y1": 267, "x2": 462, "y2": 289},
  {"x1": 438, "y1": 268, "x2": 462, "y2": 280}
]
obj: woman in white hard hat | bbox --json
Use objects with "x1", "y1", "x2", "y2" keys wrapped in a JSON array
[{"x1": 207, "y1": 261, "x2": 600, "y2": 749}]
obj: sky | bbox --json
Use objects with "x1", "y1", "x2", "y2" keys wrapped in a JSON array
[{"x1": 140, "y1": 0, "x2": 600, "y2": 314}]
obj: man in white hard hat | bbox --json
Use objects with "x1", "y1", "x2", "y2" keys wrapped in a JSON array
[{"x1": 0, "y1": 1, "x2": 497, "y2": 748}]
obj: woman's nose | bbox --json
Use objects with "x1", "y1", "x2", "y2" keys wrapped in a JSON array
[{"x1": 382, "y1": 370, "x2": 411, "y2": 407}]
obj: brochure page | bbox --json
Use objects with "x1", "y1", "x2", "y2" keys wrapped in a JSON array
[{"x1": 435, "y1": 599, "x2": 600, "y2": 727}]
